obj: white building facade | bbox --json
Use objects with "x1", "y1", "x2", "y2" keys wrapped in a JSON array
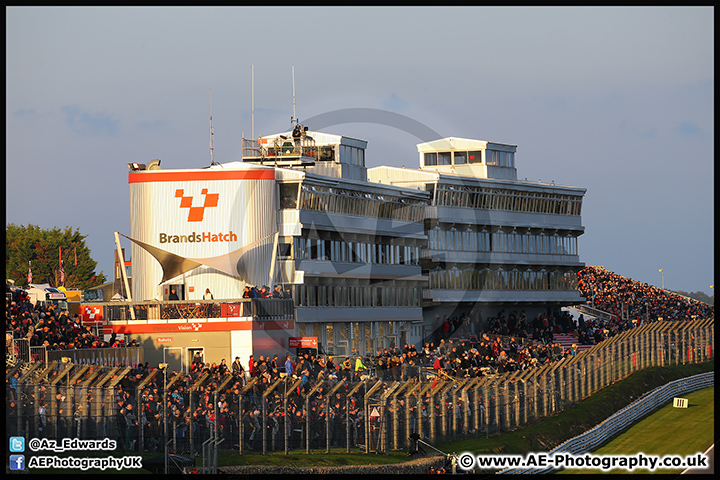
[{"x1": 119, "y1": 129, "x2": 585, "y2": 368}]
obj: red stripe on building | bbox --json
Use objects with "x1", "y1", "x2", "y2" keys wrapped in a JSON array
[
  {"x1": 129, "y1": 169, "x2": 275, "y2": 183},
  {"x1": 108, "y1": 320, "x2": 293, "y2": 334}
]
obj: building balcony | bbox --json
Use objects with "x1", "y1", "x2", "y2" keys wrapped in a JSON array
[
  {"x1": 80, "y1": 298, "x2": 295, "y2": 324},
  {"x1": 423, "y1": 288, "x2": 584, "y2": 305}
]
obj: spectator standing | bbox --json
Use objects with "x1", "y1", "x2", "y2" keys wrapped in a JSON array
[
  {"x1": 285, "y1": 354, "x2": 294, "y2": 377},
  {"x1": 232, "y1": 357, "x2": 244, "y2": 378}
]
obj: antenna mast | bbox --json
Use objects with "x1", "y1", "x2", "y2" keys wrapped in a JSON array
[
  {"x1": 291, "y1": 65, "x2": 297, "y2": 126},
  {"x1": 251, "y1": 65, "x2": 255, "y2": 139},
  {"x1": 209, "y1": 89, "x2": 215, "y2": 166}
]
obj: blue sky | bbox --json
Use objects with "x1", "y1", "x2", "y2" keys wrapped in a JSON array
[{"x1": 5, "y1": 6, "x2": 714, "y2": 295}]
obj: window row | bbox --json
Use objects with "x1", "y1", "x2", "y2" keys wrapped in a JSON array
[
  {"x1": 284, "y1": 184, "x2": 426, "y2": 222},
  {"x1": 296, "y1": 320, "x2": 409, "y2": 357},
  {"x1": 339, "y1": 145, "x2": 365, "y2": 166},
  {"x1": 434, "y1": 184, "x2": 583, "y2": 216},
  {"x1": 427, "y1": 227, "x2": 579, "y2": 256},
  {"x1": 294, "y1": 237, "x2": 421, "y2": 266},
  {"x1": 424, "y1": 150, "x2": 514, "y2": 168},
  {"x1": 293, "y1": 284, "x2": 422, "y2": 308},
  {"x1": 428, "y1": 266, "x2": 579, "y2": 291}
]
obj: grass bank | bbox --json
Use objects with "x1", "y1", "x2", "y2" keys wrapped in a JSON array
[{"x1": 558, "y1": 386, "x2": 714, "y2": 474}]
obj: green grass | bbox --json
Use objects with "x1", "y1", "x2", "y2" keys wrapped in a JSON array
[
  {"x1": 215, "y1": 449, "x2": 412, "y2": 468},
  {"x1": 557, "y1": 386, "x2": 714, "y2": 475}
]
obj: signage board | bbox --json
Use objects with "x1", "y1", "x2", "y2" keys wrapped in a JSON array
[{"x1": 289, "y1": 336, "x2": 318, "y2": 349}]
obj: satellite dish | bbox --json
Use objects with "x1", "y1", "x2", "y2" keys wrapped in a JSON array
[{"x1": 147, "y1": 159, "x2": 162, "y2": 170}]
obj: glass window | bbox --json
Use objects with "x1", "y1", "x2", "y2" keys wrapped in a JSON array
[
  {"x1": 294, "y1": 237, "x2": 304, "y2": 260},
  {"x1": 438, "y1": 152, "x2": 451, "y2": 165},
  {"x1": 337, "y1": 322, "x2": 347, "y2": 342},
  {"x1": 424, "y1": 152, "x2": 437, "y2": 166},
  {"x1": 278, "y1": 242, "x2": 292, "y2": 259},
  {"x1": 478, "y1": 229, "x2": 489, "y2": 252},
  {"x1": 279, "y1": 183, "x2": 299, "y2": 209},
  {"x1": 307, "y1": 285, "x2": 317, "y2": 306},
  {"x1": 454, "y1": 151, "x2": 466, "y2": 165},
  {"x1": 449, "y1": 226, "x2": 460, "y2": 250},
  {"x1": 468, "y1": 151, "x2": 482, "y2": 164},
  {"x1": 486, "y1": 151, "x2": 496, "y2": 166},
  {"x1": 326, "y1": 324, "x2": 334, "y2": 349},
  {"x1": 340, "y1": 146, "x2": 348, "y2": 164},
  {"x1": 308, "y1": 238, "x2": 318, "y2": 260}
]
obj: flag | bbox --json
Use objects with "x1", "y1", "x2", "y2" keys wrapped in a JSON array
[
  {"x1": 28, "y1": 261, "x2": 32, "y2": 284},
  {"x1": 74, "y1": 246, "x2": 77, "y2": 266},
  {"x1": 60, "y1": 260, "x2": 65, "y2": 284}
]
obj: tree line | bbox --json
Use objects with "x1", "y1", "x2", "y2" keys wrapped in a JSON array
[
  {"x1": 672, "y1": 290, "x2": 714, "y2": 306},
  {"x1": 5, "y1": 224, "x2": 106, "y2": 290}
]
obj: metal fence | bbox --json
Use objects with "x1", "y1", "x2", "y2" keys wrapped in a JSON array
[
  {"x1": 5, "y1": 317, "x2": 714, "y2": 462},
  {"x1": 45, "y1": 347, "x2": 143, "y2": 367}
]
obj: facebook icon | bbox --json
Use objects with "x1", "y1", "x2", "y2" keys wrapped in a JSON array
[{"x1": 10, "y1": 454, "x2": 25, "y2": 471}]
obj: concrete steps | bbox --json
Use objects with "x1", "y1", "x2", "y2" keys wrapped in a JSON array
[{"x1": 553, "y1": 333, "x2": 594, "y2": 352}]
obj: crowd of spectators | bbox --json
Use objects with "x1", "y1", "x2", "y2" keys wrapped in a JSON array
[
  {"x1": 578, "y1": 266, "x2": 714, "y2": 322},
  {"x1": 6, "y1": 286, "x2": 136, "y2": 350},
  {"x1": 7, "y1": 267, "x2": 713, "y2": 454},
  {"x1": 242, "y1": 284, "x2": 291, "y2": 299}
]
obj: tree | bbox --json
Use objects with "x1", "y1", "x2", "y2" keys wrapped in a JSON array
[
  {"x1": 674, "y1": 290, "x2": 714, "y2": 306},
  {"x1": 5, "y1": 223, "x2": 107, "y2": 289}
]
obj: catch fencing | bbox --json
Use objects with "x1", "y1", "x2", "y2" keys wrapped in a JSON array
[
  {"x1": 497, "y1": 371, "x2": 715, "y2": 474},
  {"x1": 5, "y1": 317, "x2": 714, "y2": 460}
]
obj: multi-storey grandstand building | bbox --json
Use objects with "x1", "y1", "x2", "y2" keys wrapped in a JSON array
[
  {"x1": 368, "y1": 137, "x2": 585, "y2": 336},
  {"x1": 108, "y1": 125, "x2": 585, "y2": 370}
]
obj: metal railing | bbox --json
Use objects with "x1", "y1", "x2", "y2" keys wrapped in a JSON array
[
  {"x1": 46, "y1": 347, "x2": 143, "y2": 367},
  {"x1": 242, "y1": 137, "x2": 328, "y2": 161},
  {"x1": 84, "y1": 298, "x2": 295, "y2": 323}
]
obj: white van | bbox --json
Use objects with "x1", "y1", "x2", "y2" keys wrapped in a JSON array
[{"x1": 25, "y1": 283, "x2": 69, "y2": 312}]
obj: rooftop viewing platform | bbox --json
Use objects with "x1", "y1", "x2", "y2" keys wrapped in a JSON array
[
  {"x1": 241, "y1": 125, "x2": 370, "y2": 181},
  {"x1": 242, "y1": 134, "x2": 324, "y2": 167}
]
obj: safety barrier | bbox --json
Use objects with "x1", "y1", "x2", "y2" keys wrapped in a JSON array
[{"x1": 498, "y1": 371, "x2": 715, "y2": 474}]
